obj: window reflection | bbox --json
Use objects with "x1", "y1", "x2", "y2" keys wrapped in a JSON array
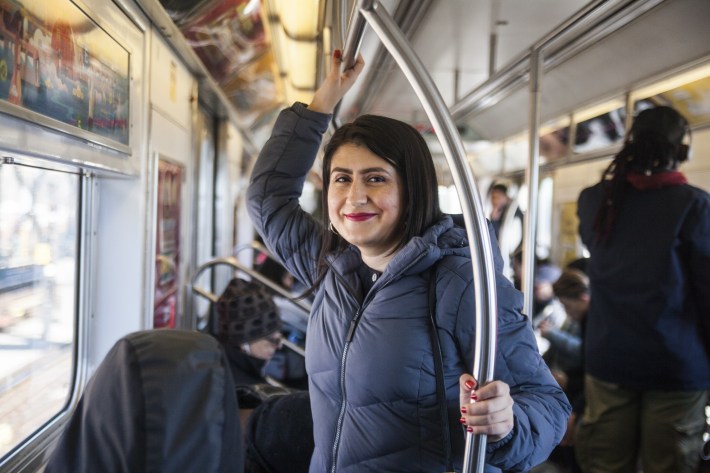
[
  {"x1": 540, "y1": 127, "x2": 570, "y2": 162},
  {"x1": 573, "y1": 107, "x2": 627, "y2": 153},
  {"x1": 0, "y1": 163, "x2": 78, "y2": 459}
]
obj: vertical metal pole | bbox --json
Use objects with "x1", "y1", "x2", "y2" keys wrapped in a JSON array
[
  {"x1": 522, "y1": 47, "x2": 543, "y2": 320},
  {"x1": 361, "y1": 3, "x2": 498, "y2": 473}
]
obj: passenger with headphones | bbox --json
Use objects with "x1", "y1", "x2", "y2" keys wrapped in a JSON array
[{"x1": 575, "y1": 105, "x2": 710, "y2": 473}]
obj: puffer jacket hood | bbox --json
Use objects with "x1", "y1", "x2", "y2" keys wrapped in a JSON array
[{"x1": 45, "y1": 330, "x2": 243, "y2": 473}]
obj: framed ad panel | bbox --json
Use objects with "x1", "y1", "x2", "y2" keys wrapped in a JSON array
[{"x1": 0, "y1": 0, "x2": 134, "y2": 156}]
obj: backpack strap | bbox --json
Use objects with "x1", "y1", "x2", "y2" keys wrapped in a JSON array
[{"x1": 428, "y1": 269, "x2": 454, "y2": 472}]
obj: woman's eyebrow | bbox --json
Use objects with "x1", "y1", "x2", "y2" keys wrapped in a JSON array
[
  {"x1": 331, "y1": 166, "x2": 390, "y2": 175},
  {"x1": 330, "y1": 166, "x2": 352, "y2": 175}
]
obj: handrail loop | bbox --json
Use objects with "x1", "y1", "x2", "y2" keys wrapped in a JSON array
[
  {"x1": 343, "y1": 2, "x2": 498, "y2": 472},
  {"x1": 190, "y1": 256, "x2": 312, "y2": 315}
]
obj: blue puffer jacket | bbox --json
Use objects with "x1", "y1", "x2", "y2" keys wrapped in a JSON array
[
  {"x1": 578, "y1": 180, "x2": 710, "y2": 390},
  {"x1": 247, "y1": 103, "x2": 570, "y2": 473}
]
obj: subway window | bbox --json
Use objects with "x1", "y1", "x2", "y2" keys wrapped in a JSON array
[{"x1": 0, "y1": 161, "x2": 79, "y2": 459}]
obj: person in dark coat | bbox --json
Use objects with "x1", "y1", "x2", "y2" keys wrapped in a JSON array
[
  {"x1": 575, "y1": 105, "x2": 710, "y2": 473},
  {"x1": 247, "y1": 50, "x2": 570, "y2": 473},
  {"x1": 534, "y1": 269, "x2": 589, "y2": 473},
  {"x1": 216, "y1": 277, "x2": 284, "y2": 386},
  {"x1": 44, "y1": 329, "x2": 243, "y2": 473}
]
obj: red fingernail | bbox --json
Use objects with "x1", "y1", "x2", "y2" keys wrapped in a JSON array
[
  {"x1": 470, "y1": 392, "x2": 478, "y2": 401},
  {"x1": 333, "y1": 49, "x2": 342, "y2": 59},
  {"x1": 459, "y1": 417, "x2": 466, "y2": 424},
  {"x1": 460, "y1": 406, "x2": 467, "y2": 414},
  {"x1": 464, "y1": 380, "x2": 475, "y2": 390},
  {"x1": 466, "y1": 426, "x2": 474, "y2": 433}
]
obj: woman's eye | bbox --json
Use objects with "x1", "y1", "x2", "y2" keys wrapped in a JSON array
[
  {"x1": 333, "y1": 175, "x2": 350, "y2": 183},
  {"x1": 368, "y1": 175, "x2": 386, "y2": 183}
]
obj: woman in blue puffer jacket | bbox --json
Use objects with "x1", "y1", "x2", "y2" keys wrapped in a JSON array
[{"x1": 246, "y1": 51, "x2": 570, "y2": 473}]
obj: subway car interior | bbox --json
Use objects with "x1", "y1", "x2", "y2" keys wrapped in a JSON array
[{"x1": 0, "y1": 0, "x2": 709, "y2": 471}]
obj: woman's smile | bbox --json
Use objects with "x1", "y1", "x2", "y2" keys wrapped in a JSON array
[{"x1": 345, "y1": 212, "x2": 377, "y2": 221}]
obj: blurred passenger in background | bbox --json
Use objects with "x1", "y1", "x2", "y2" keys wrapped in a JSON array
[
  {"x1": 537, "y1": 269, "x2": 590, "y2": 473},
  {"x1": 542, "y1": 269, "x2": 588, "y2": 400},
  {"x1": 489, "y1": 183, "x2": 523, "y2": 281},
  {"x1": 531, "y1": 261, "x2": 566, "y2": 354},
  {"x1": 489, "y1": 183, "x2": 520, "y2": 241},
  {"x1": 255, "y1": 257, "x2": 309, "y2": 389},
  {"x1": 216, "y1": 277, "x2": 283, "y2": 386},
  {"x1": 576, "y1": 105, "x2": 710, "y2": 473}
]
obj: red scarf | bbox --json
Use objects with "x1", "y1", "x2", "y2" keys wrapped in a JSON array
[{"x1": 626, "y1": 171, "x2": 687, "y2": 190}]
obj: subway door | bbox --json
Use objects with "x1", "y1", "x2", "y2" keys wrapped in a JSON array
[
  {"x1": 189, "y1": 108, "x2": 218, "y2": 330},
  {"x1": 198, "y1": 120, "x2": 245, "y2": 335},
  {"x1": 147, "y1": 28, "x2": 196, "y2": 330}
]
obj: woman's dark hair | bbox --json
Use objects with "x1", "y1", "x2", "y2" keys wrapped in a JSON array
[
  {"x1": 552, "y1": 269, "x2": 589, "y2": 300},
  {"x1": 313, "y1": 114, "x2": 443, "y2": 285},
  {"x1": 593, "y1": 106, "x2": 688, "y2": 242}
]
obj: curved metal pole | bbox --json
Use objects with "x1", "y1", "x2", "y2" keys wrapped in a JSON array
[
  {"x1": 356, "y1": 3, "x2": 498, "y2": 472},
  {"x1": 521, "y1": 48, "x2": 543, "y2": 320},
  {"x1": 190, "y1": 256, "x2": 311, "y2": 315}
]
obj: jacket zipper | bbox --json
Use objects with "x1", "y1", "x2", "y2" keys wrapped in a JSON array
[
  {"x1": 328, "y1": 254, "x2": 428, "y2": 472},
  {"x1": 330, "y1": 312, "x2": 355, "y2": 473}
]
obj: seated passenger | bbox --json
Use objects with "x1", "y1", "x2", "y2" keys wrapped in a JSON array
[
  {"x1": 540, "y1": 269, "x2": 588, "y2": 396},
  {"x1": 216, "y1": 277, "x2": 283, "y2": 386},
  {"x1": 255, "y1": 257, "x2": 309, "y2": 389},
  {"x1": 531, "y1": 262, "x2": 566, "y2": 354},
  {"x1": 534, "y1": 269, "x2": 590, "y2": 473},
  {"x1": 44, "y1": 329, "x2": 243, "y2": 473}
]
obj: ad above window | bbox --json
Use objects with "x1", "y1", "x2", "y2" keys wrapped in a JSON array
[{"x1": 0, "y1": 0, "x2": 130, "y2": 146}]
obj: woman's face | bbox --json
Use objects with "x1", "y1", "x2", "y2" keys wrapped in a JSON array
[{"x1": 328, "y1": 144, "x2": 404, "y2": 258}]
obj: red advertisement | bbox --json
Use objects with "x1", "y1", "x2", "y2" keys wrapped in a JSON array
[{"x1": 154, "y1": 159, "x2": 183, "y2": 328}]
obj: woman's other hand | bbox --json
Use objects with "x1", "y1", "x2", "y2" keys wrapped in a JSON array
[
  {"x1": 308, "y1": 50, "x2": 365, "y2": 114},
  {"x1": 459, "y1": 374, "x2": 515, "y2": 442}
]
